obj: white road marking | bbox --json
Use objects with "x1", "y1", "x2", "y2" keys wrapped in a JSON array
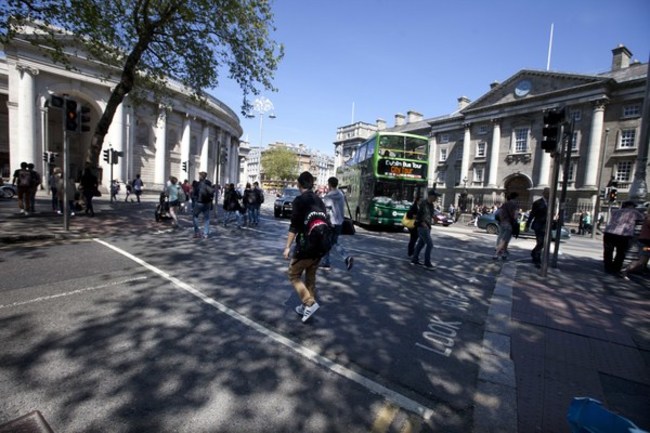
[
  {"x1": 0, "y1": 276, "x2": 148, "y2": 310},
  {"x1": 94, "y1": 238, "x2": 435, "y2": 420}
]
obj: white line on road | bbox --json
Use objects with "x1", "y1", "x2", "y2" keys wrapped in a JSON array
[
  {"x1": 93, "y1": 238, "x2": 436, "y2": 421},
  {"x1": 0, "y1": 276, "x2": 148, "y2": 310}
]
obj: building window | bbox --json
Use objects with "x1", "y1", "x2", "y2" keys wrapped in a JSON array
[
  {"x1": 439, "y1": 148, "x2": 447, "y2": 162},
  {"x1": 473, "y1": 167, "x2": 484, "y2": 183},
  {"x1": 615, "y1": 160, "x2": 633, "y2": 182},
  {"x1": 571, "y1": 131, "x2": 580, "y2": 152},
  {"x1": 439, "y1": 133, "x2": 450, "y2": 144},
  {"x1": 436, "y1": 170, "x2": 446, "y2": 183},
  {"x1": 478, "y1": 125, "x2": 488, "y2": 135},
  {"x1": 619, "y1": 129, "x2": 636, "y2": 149},
  {"x1": 622, "y1": 104, "x2": 641, "y2": 118},
  {"x1": 513, "y1": 127, "x2": 529, "y2": 153},
  {"x1": 476, "y1": 142, "x2": 487, "y2": 158},
  {"x1": 570, "y1": 109, "x2": 582, "y2": 122}
]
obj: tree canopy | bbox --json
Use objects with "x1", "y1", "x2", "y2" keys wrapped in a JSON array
[
  {"x1": 261, "y1": 146, "x2": 298, "y2": 182},
  {"x1": 1, "y1": 0, "x2": 284, "y2": 166}
]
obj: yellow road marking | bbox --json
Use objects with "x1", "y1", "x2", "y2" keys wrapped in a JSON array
[{"x1": 371, "y1": 403, "x2": 399, "y2": 433}]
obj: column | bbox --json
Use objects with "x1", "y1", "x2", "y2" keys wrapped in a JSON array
[
  {"x1": 180, "y1": 114, "x2": 191, "y2": 180},
  {"x1": 488, "y1": 120, "x2": 501, "y2": 187},
  {"x1": 537, "y1": 152, "x2": 552, "y2": 187},
  {"x1": 428, "y1": 135, "x2": 437, "y2": 188},
  {"x1": 153, "y1": 106, "x2": 168, "y2": 186},
  {"x1": 584, "y1": 102, "x2": 606, "y2": 188},
  {"x1": 106, "y1": 102, "x2": 124, "y2": 186},
  {"x1": 200, "y1": 122, "x2": 210, "y2": 173},
  {"x1": 460, "y1": 125, "x2": 471, "y2": 186},
  {"x1": 13, "y1": 65, "x2": 39, "y2": 169}
]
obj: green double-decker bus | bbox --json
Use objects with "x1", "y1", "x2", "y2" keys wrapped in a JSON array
[{"x1": 337, "y1": 132, "x2": 430, "y2": 228}]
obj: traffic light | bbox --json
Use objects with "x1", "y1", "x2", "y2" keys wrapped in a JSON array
[
  {"x1": 49, "y1": 95, "x2": 64, "y2": 108},
  {"x1": 608, "y1": 188, "x2": 617, "y2": 202},
  {"x1": 103, "y1": 149, "x2": 111, "y2": 163},
  {"x1": 65, "y1": 99, "x2": 78, "y2": 131},
  {"x1": 49, "y1": 152, "x2": 57, "y2": 163},
  {"x1": 43, "y1": 152, "x2": 48, "y2": 162},
  {"x1": 541, "y1": 109, "x2": 564, "y2": 153},
  {"x1": 79, "y1": 105, "x2": 91, "y2": 132},
  {"x1": 112, "y1": 150, "x2": 123, "y2": 165},
  {"x1": 182, "y1": 161, "x2": 188, "y2": 172}
]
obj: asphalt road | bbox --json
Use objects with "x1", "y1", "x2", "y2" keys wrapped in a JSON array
[{"x1": 0, "y1": 203, "x2": 598, "y2": 432}]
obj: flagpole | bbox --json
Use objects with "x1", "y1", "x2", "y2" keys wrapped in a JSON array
[{"x1": 546, "y1": 23, "x2": 554, "y2": 71}]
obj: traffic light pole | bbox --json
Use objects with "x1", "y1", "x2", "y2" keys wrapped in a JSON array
[
  {"x1": 551, "y1": 121, "x2": 573, "y2": 268},
  {"x1": 109, "y1": 149, "x2": 114, "y2": 203},
  {"x1": 63, "y1": 107, "x2": 70, "y2": 231},
  {"x1": 540, "y1": 124, "x2": 564, "y2": 277}
]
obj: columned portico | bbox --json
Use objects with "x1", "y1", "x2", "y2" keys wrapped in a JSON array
[
  {"x1": 180, "y1": 115, "x2": 191, "y2": 180},
  {"x1": 11, "y1": 65, "x2": 39, "y2": 169}
]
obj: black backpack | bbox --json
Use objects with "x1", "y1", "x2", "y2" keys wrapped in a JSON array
[{"x1": 297, "y1": 211, "x2": 334, "y2": 259}]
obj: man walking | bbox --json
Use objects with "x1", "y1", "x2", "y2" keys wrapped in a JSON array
[
  {"x1": 132, "y1": 174, "x2": 144, "y2": 203},
  {"x1": 283, "y1": 171, "x2": 326, "y2": 323},
  {"x1": 321, "y1": 176, "x2": 354, "y2": 271},
  {"x1": 526, "y1": 187, "x2": 550, "y2": 268},
  {"x1": 12, "y1": 162, "x2": 31, "y2": 215},
  {"x1": 410, "y1": 189, "x2": 439, "y2": 269},
  {"x1": 192, "y1": 172, "x2": 214, "y2": 238},
  {"x1": 603, "y1": 200, "x2": 644, "y2": 277}
]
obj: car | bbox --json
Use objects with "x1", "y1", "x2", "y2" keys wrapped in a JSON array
[
  {"x1": 274, "y1": 187, "x2": 300, "y2": 218},
  {"x1": 433, "y1": 209, "x2": 454, "y2": 226},
  {"x1": 476, "y1": 212, "x2": 570, "y2": 240},
  {"x1": 0, "y1": 183, "x2": 16, "y2": 199}
]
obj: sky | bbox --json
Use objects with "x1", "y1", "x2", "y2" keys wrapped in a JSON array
[{"x1": 213, "y1": 0, "x2": 650, "y2": 157}]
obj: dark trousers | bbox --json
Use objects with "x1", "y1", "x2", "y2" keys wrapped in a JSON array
[
  {"x1": 603, "y1": 232, "x2": 632, "y2": 273},
  {"x1": 531, "y1": 228, "x2": 545, "y2": 264},
  {"x1": 407, "y1": 228, "x2": 418, "y2": 256}
]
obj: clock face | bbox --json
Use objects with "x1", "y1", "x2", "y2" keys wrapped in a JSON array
[{"x1": 514, "y1": 80, "x2": 532, "y2": 97}]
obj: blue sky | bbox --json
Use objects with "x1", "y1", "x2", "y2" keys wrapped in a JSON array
[{"x1": 214, "y1": 0, "x2": 650, "y2": 156}]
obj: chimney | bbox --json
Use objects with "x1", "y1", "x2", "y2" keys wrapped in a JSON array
[
  {"x1": 376, "y1": 118, "x2": 386, "y2": 130},
  {"x1": 611, "y1": 44, "x2": 632, "y2": 71},
  {"x1": 394, "y1": 113, "x2": 405, "y2": 127},
  {"x1": 457, "y1": 96, "x2": 471, "y2": 110},
  {"x1": 407, "y1": 110, "x2": 423, "y2": 124},
  {"x1": 490, "y1": 81, "x2": 499, "y2": 89}
]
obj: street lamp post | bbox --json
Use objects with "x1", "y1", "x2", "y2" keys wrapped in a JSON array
[{"x1": 252, "y1": 96, "x2": 276, "y2": 148}]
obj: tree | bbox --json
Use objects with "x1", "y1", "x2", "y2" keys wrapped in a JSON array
[
  {"x1": 0, "y1": 0, "x2": 284, "y2": 167},
  {"x1": 261, "y1": 146, "x2": 298, "y2": 182}
]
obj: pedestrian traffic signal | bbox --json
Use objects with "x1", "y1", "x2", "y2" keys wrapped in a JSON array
[
  {"x1": 65, "y1": 99, "x2": 78, "y2": 131},
  {"x1": 541, "y1": 109, "x2": 564, "y2": 153},
  {"x1": 608, "y1": 188, "x2": 617, "y2": 202},
  {"x1": 103, "y1": 149, "x2": 111, "y2": 163},
  {"x1": 79, "y1": 105, "x2": 91, "y2": 132},
  {"x1": 182, "y1": 161, "x2": 188, "y2": 172}
]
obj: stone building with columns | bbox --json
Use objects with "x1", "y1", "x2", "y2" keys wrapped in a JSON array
[
  {"x1": 338, "y1": 45, "x2": 648, "y2": 216},
  {"x1": 0, "y1": 27, "x2": 243, "y2": 192}
]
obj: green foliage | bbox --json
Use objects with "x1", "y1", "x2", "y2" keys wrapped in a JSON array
[
  {"x1": 261, "y1": 146, "x2": 298, "y2": 181},
  {"x1": 0, "y1": 0, "x2": 284, "y2": 164}
]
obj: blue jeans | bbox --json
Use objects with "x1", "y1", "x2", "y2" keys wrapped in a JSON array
[
  {"x1": 193, "y1": 202, "x2": 211, "y2": 236},
  {"x1": 321, "y1": 224, "x2": 349, "y2": 266},
  {"x1": 224, "y1": 210, "x2": 242, "y2": 227},
  {"x1": 413, "y1": 226, "x2": 433, "y2": 265},
  {"x1": 248, "y1": 204, "x2": 260, "y2": 225}
]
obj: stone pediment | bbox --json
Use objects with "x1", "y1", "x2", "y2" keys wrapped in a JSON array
[{"x1": 462, "y1": 70, "x2": 610, "y2": 113}]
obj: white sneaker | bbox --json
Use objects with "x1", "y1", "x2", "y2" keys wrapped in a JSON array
[
  {"x1": 57, "y1": 210, "x2": 62, "y2": 215},
  {"x1": 70, "y1": 212, "x2": 75, "y2": 216},
  {"x1": 302, "y1": 302, "x2": 320, "y2": 323},
  {"x1": 295, "y1": 304, "x2": 305, "y2": 316}
]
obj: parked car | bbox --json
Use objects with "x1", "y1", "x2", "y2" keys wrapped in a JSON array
[
  {"x1": 0, "y1": 182, "x2": 16, "y2": 199},
  {"x1": 433, "y1": 209, "x2": 454, "y2": 226},
  {"x1": 274, "y1": 187, "x2": 300, "y2": 218},
  {"x1": 476, "y1": 212, "x2": 570, "y2": 240}
]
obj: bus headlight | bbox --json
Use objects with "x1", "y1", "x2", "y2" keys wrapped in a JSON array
[{"x1": 392, "y1": 211, "x2": 398, "y2": 217}]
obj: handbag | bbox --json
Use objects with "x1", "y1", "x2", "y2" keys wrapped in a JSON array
[
  {"x1": 341, "y1": 217, "x2": 355, "y2": 235},
  {"x1": 341, "y1": 194, "x2": 355, "y2": 235},
  {"x1": 401, "y1": 214, "x2": 415, "y2": 229}
]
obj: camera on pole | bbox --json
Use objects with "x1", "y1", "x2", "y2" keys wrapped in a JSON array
[{"x1": 541, "y1": 109, "x2": 564, "y2": 153}]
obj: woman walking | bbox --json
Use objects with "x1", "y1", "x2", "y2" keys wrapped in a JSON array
[{"x1": 166, "y1": 176, "x2": 182, "y2": 228}]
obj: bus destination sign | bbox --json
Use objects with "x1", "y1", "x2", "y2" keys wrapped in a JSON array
[{"x1": 377, "y1": 159, "x2": 427, "y2": 179}]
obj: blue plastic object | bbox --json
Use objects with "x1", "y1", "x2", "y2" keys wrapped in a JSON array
[{"x1": 567, "y1": 397, "x2": 648, "y2": 433}]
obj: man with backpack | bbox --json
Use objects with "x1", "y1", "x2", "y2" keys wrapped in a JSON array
[
  {"x1": 192, "y1": 171, "x2": 214, "y2": 238},
  {"x1": 12, "y1": 162, "x2": 32, "y2": 215},
  {"x1": 283, "y1": 171, "x2": 332, "y2": 323}
]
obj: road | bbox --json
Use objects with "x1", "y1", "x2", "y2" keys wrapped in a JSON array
[{"x1": 0, "y1": 201, "x2": 603, "y2": 432}]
